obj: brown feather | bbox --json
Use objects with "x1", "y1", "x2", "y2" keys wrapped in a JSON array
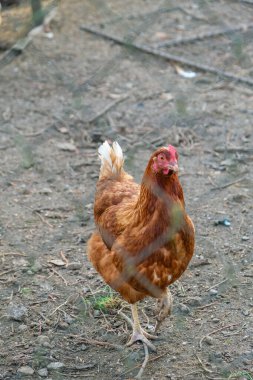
[{"x1": 88, "y1": 146, "x2": 195, "y2": 303}]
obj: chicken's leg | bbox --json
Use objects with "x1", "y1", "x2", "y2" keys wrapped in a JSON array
[
  {"x1": 126, "y1": 304, "x2": 157, "y2": 352},
  {"x1": 154, "y1": 288, "x2": 173, "y2": 332}
]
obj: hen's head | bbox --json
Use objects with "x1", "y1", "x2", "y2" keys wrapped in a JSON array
[{"x1": 151, "y1": 145, "x2": 178, "y2": 176}]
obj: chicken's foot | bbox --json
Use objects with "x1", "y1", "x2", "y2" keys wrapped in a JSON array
[
  {"x1": 154, "y1": 288, "x2": 173, "y2": 333},
  {"x1": 121, "y1": 304, "x2": 157, "y2": 352}
]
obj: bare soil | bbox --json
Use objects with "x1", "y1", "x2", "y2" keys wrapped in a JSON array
[{"x1": 0, "y1": 1, "x2": 252, "y2": 379}]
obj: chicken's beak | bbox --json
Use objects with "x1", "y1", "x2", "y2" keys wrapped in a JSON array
[{"x1": 168, "y1": 162, "x2": 179, "y2": 173}]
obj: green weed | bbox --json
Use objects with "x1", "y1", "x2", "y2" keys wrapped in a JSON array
[{"x1": 228, "y1": 371, "x2": 253, "y2": 380}]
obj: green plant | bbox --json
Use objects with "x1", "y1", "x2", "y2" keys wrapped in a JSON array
[
  {"x1": 20, "y1": 287, "x2": 32, "y2": 299},
  {"x1": 93, "y1": 294, "x2": 121, "y2": 311},
  {"x1": 228, "y1": 371, "x2": 253, "y2": 380}
]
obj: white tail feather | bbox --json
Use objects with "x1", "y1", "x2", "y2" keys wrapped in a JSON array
[
  {"x1": 98, "y1": 140, "x2": 112, "y2": 168},
  {"x1": 112, "y1": 141, "x2": 123, "y2": 160},
  {"x1": 98, "y1": 140, "x2": 124, "y2": 177}
]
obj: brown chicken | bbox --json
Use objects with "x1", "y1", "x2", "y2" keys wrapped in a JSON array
[{"x1": 87, "y1": 141, "x2": 195, "y2": 351}]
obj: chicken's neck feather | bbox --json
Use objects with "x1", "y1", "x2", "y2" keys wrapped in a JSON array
[{"x1": 135, "y1": 167, "x2": 185, "y2": 220}]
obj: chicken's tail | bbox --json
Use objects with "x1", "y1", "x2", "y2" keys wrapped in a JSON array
[{"x1": 98, "y1": 141, "x2": 124, "y2": 178}]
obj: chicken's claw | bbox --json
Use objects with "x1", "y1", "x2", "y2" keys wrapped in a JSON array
[
  {"x1": 127, "y1": 329, "x2": 157, "y2": 352},
  {"x1": 155, "y1": 288, "x2": 173, "y2": 333}
]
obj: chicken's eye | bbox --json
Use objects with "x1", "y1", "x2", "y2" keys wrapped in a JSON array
[{"x1": 159, "y1": 154, "x2": 165, "y2": 160}]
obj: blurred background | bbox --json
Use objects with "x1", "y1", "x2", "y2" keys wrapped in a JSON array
[{"x1": 0, "y1": 1, "x2": 252, "y2": 379}]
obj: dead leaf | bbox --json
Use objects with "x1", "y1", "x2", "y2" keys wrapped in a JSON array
[
  {"x1": 57, "y1": 127, "x2": 69, "y2": 134},
  {"x1": 3, "y1": 107, "x2": 12, "y2": 121},
  {"x1": 109, "y1": 93, "x2": 123, "y2": 99},
  {"x1": 153, "y1": 32, "x2": 169, "y2": 41},
  {"x1": 48, "y1": 259, "x2": 66, "y2": 267},
  {"x1": 56, "y1": 142, "x2": 76, "y2": 152},
  {"x1": 174, "y1": 65, "x2": 197, "y2": 79},
  {"x1": 160, "y1": 93, "x2": 174, "y2": 101}
]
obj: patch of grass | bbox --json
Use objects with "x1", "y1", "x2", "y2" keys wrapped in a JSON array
[
  {"x1": 20, "y1": 287, "x2": 32, "y2": 298},
  {"x1": 14, "y1": 135, "x2": 35, "y2": 169},
  {"x1": 93, "y1": 294, "x2": 121, "y2": 311},
  {"x1": 231, "y1": 35, "x2": 246, "y2": 62},
  {"x1": 81, "y1": 285, "x2": 122, "y2": 314},
  {"x1": 228, "y1": 371, "x2": 253, "y2": 380},
  {"x1": 175, "y1": 95, "x2": 187, "y2": 115},
  {"x1": 32, "y1": 347, "x2": 50, "y2": 369}
]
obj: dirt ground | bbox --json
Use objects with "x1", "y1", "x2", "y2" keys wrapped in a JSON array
[{"x1": 0, "y1": 1, "x2": 252, "y2": 379}]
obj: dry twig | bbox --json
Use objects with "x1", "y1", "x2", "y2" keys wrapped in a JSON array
[
  {"x1": 0, "y1": 269, "x2": 16, "y2": 277},
  {"x1": 33, "y1": 211, "x2": 53, "y2": 228},
  {"x1": 214, "y1": 146, "x2": 253, "y2": 154},
  {"x1": 50, "y1": 268, "x2": 68, "y2": 286},
  {"x1": 136, "y1": 343, "x2": 149, "y2": 379},
  {"x1": 121, "y1": 352, "x2": 168, "y2": 377},
  {"x1": 206, "y1": 278, "x2": 228, "y2": 291},
  {"x1": 118, "y1": 309, "x2": 133, "y2": 328},
  {"x1": 69, "y1": 334, "x2": 122, "y2": 349},
  {"x1": 196, "y1": 353, "x2": 213, "y2": 373},
  {"x1": 87, "y1": 95, "x2": 129, "y2": 124},
  {"x1": 211, "y1": 176, "x2": 246, "y2": 191},
  {"x1": 60, "y1": 251, "x2": 69, "y2": 266},
  {"x1": 50, "y1": 299, "x2": 69, "y2": 316},
  {"x1": 0, "y1": 252, "x2": 27, "y2": 257},
  {"x1": 199, "y1": 322, "x2": 240, "y2": 348},
  {"x1": 80, "y1": 25, "x2": 253, "y2": 87},
  {"x1": 197, "y1": 301, "x2": 219, "y2": 310},
  {"x1": 156, "y1": 23, "x2": 253, "y2": 48},
  {"x1": 191, "y1": 258, "x2": 211, "y2": 268}
]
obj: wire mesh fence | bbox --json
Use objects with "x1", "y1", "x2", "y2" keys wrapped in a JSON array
[{"x1": 0, "y1": 0, "x2": 252, "y2": 379}]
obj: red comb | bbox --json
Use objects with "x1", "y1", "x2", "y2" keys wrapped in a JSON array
[{"x1": 168, "y1": 145, "x2": 178, "y2": 160}]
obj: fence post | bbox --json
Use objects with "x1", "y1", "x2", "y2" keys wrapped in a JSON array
[{"x1": 31, "y1": 0, "x2": 44, "y2": 26}]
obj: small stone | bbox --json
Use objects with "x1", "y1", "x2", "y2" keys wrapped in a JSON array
[
  {"x1": 186, "y1": 297, "x2": 202, "y2": 306},
  {"x1": 48, "y1": 258, "x2": 65, "y2": 267},
  {"x1": 209, "y1": 288, "x2": 218, "y2": 296},
  {"x1": 39, "y1": 188, "x2": 52, "y2": 195},
  {"x1": 47, "y1": 362, "x2": 64, "y2": 370},
  {"x1": 178, "y1": 304, "x2": 190, "y2": 314},
  {"x1": 194, "y1": 318, "x2": 202, "y2": 325},
  {"x1": 241, "y1": 236, "x2": 249, "y2": 241},
  {"x1": 58, "y1": 321, "x2": 68, "y2": 329},
  {"x1": 37, "y1": 335, "x2": 50, "y2": 346},
  {"x1": 212, "y1": 318, "x2": 220, "y2": 324},
  {"x1": 242, "y1": 309, "x2": 250, "y2": 316},
  {"x1": 63, "y1": 313, "x2": 74, "y2": 324},
  {"x1": 38, "y1": 281, "x2": 53, "y2": 292},
  {"x1": 56, "y1": 142, "x2": 76, "y2": 152},
  {"x1": 93, "y1": 310, "x2": 100, "y2": 317},
  {"x1": 82, "y1": 286, "x2": 89, "y2": 294},
  {"x1": 170, "y1": 356, "x2": 177, "y2": 362},
  {"x1": 114, "y1": 321, "x2": 122, "y2": 328},
  {"x1": 43, "y1": 341, "x2": 52, "y2": 348},
  {"x1": 7, "y1": 303, "x2": 28, "y2": 321},
  {"x1": 37, "y1": 368, "x2": 48, "y2": 377},
  {"x1": 209, "y1": 351, "x2": 222, "y2": 363},
  {"x1": 31, "y1": 260, "x2": 42, "y2": 273},
  {"x1": 17, "y1": 366, "x2": 34, "y2": 375},
  {"x1": 205, "y1": 336, "x2": 214, "y2": 345},
  {"x1": 67, "y1": 262, "x2": 82, "y2": 270},
  {"x1": 87, "y1": 273, "x2": 94, "y2": 279},
  {"x1": 80, "y1": 344, "x2": 88, "y2": 351},
  {"x1": 18, "y1": 324, "x2": 28, "y2": 332},
  {"x1": 242, "y1": 358, "x2": 251, "y2": 366}
]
